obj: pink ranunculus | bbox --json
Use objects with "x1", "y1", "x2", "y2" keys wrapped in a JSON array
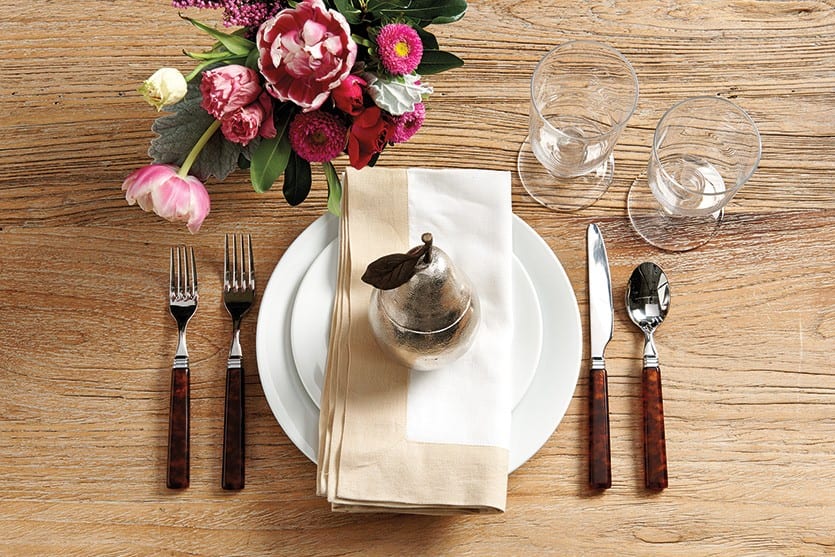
[
  {"x1": 257, "y1": 0, "x2": 357, "y2": 112},
  {"x1": 221, "y1": 102, "x2": 266, "y2": 146},
  {"x1": 331, "y1": 74, "x2": 366, "y2": 116},
  {"x1": 200, "y1": 65, "x2": 262, "y2": 119},
  {"x1": 122, "y1": 164, "x2": 210, "y2": 233}
]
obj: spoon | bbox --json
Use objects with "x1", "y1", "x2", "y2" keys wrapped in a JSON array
[{"x1": 626, "y1": 262, "x2": 670, "y2": 490}]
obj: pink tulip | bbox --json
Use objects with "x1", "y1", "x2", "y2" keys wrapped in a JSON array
[{"x1": 122, "y1": 164, "x2": 210, "y2": 233}]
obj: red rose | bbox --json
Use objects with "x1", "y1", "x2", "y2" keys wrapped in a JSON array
[
  {"x1": 331, "y1": 75, "x2": 367, "y2": 116},
  {"x1": 347, "y1": 106, "x2": 391, "y2": 169}
]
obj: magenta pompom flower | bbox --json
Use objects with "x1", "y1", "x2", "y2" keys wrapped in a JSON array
[
  {"x1": 376, "y1": 23, "x2": 423, "y2": 75},
  {"x1": 289, "y1": 110, "x2": 348, "y2": 163},
  {"x1": 390, "y1": 102, "x2": 426, "y2": 143}
]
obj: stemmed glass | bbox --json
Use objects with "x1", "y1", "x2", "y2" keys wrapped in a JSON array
[
  {"x1": 518, "y1": 41, "x2": 638, "y2": 211},
  {"x1": 628, "y1": 96, "x2": 762, "y2": 251}
]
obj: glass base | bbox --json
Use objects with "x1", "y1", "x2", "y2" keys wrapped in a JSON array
[
  {"x1": 517, "y1": 135, "x2": 614, "y2": 212},
  {"x1": 627, "y1": 171, "x2": 723, "y2": 252}
]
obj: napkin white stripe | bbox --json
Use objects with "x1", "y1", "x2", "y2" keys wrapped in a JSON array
[{"x1": 405, "y1": 169, "x2": 513, "y2": 448}]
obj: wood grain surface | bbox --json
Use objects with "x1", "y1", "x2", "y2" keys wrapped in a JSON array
[{"x1": 1, "y1": 0, "x2": 834, "y2": 555}]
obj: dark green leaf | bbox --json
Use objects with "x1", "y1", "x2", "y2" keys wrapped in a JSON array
[
  {"x1": 333, "y1": 0, "x2": 363, "y2": 24},
  {"x1": 370, "y1": 0, "x2": 467, "y2": 24},
  {"x1": 250, "y1": 105, "x2": 295, "y2": 193},
  {"x1": 417, "y1": 49, "x2": 464, "y2": 74},
  {"x1": 245, "y1": 48, "x2": 260, "y2": 70},
  {"x1": 181, "y1": 15, "x2": 256, "y2": 56},
  {"x1": 283, "y1": 152, "x2": 312, "y2": 206},
  {"x1": 323, "y1": 161, "x2": 342, "y2": 216},
  {"x1": 416, "y1": 27, "x2": 439, "y2": 50},
  {"x1": 149, "y1": 80, "x2": 242, "y2": 180},
  {"x1": 250, "y1": 135, "x2": 290, "y2": 193}
]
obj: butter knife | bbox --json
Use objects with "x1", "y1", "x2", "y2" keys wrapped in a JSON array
[{"x1": 587, "y1": 224, "x2": 613, "y2": 489}]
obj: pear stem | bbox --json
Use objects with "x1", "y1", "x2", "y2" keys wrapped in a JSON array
[{"x1": 421, "y1": 232, "x2": 433, "y2": 264}]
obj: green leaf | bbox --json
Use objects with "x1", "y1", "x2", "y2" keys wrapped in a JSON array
[
  {"x1": 183, "y1": 48, "x2": 229, "y2": 61},
  {"x1": 181, "y1": 15, "x2": 256, "y2": 56},
  {"x1": 417, "y1": 49, "x2": 464, "y2": 74},
  {"x1": 282, "y1": 152, "x2": 312, "y2": 206},
  {"x1": 245, "y1": 48, "x2": 260, "y2": 70},
  {"x1": 250, "y1": 105, "x2": 295, "y2": 193},
  {"x1": 250, "y1": 134, "x2": 290, "y2": 193},
  {"x1": 334, "y1": 0, "x2": 363, "y2": 24},
  {"x1": 149, "y1": 80, "x2": 242, "y2": 180},
  {"x1": 351, "y1": 33, "x2": 375, "y2": 49},
  {"x1": 323, "y1": 161, "x2": 342, "y2": 216},
  {"x1": 369, "y1": 0, "x2": 467, "y2": 24},
  {"x1": 416, "y1": 27, "x2": 439, "y2": 50}
]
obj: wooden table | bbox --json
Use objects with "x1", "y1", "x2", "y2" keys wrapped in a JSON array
[{"x1": 2, "y1": 0, "x2": 833, "y2": 554}]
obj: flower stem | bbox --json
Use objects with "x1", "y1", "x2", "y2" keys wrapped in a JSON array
[{"x1": 178, "y1": 119, "x2": 221, "y2": 177}]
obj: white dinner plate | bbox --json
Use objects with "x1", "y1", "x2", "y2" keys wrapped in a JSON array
[
  {"x1": 289, "y1": 239, "x2": 543, "y2": 411},
  {"x1": 255, "y1": 213, "x2": 582, "y2": 472}
]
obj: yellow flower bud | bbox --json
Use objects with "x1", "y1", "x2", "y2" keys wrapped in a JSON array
[{"x1": 138, "y1": 68, "x2": 188, "y2": 111}]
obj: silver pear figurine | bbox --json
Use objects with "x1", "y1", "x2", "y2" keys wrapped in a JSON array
[{"x1": 363, "y1": 233, "x2": 480, "y2": 371}]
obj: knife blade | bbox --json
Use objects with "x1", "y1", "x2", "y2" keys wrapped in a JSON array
[{"x1": 587, "y1": 223, "x2": 613, "y2": 489}]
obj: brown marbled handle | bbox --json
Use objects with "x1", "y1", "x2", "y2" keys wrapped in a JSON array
[
  {"x1": 643, "y1": 366, "x2": 668, "y2": 490},
  {"x1": 589, "y1": 367, "x2": 612, "y2": 489},
  {"x1": 222, "y1": 365, "x2": 245, "y2": 490},
  {"x1": 167, "y1": 366, "x2": 189, "y2": 489}
]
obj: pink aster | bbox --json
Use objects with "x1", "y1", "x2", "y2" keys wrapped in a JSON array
[
  {"x1": 288, "y1": 110, "x2": 348, "y2": 162},
  {"x1": 390, "y1": 102, "x2": 426, "y2": 143},
  {"x1": 376, "y1": 23, "x2": 423, "y2": 75}
]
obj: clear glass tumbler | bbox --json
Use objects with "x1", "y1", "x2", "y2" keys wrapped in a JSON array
[
  {"x1": 518, "y1": 41, "x2": 638, "y2": 211},
  {"x1": 628, "y1": 96, "x2": 762, "y2": 251}
]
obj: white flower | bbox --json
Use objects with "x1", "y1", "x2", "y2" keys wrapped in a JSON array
[
  {"x1": 138, "y1": 68, "x2": 188, "y2": 111},
  {"x1": 365, "y1": 72, "x2": 433, "y2": 116}
]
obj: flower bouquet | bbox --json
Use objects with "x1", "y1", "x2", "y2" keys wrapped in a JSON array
[{"x1": 122, "y1": 0, "x2": 468, "y2": 232}]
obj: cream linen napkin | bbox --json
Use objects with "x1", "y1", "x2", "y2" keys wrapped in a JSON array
[{"x1": 317, "y1": 167, "x2": 513, "y2": 514}]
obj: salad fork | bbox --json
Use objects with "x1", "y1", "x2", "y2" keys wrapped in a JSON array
[
  {"x1": 167, "y1": 246, "x2": 198, "y2": 489},
  {"x1": 222, "y1": 234, "x2": 255, "y2": 490}
]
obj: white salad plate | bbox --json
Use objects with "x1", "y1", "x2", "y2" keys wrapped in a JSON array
[{"x1": 256, "y1": 213, "x2": 581, "y2": 472}]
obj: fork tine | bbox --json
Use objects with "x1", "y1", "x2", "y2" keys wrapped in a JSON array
[
  {"x1": 169, "y1": 247, "x2": 175, "y2": 298},
  {"x1": 246, "y1": 234, "x2": 254, "y2": 290},
  {"x1": 224, "y1": 234, "x2": 230, "y2": 290},
  {"x1": 176, "y1": 246, "x2": 183, "y2": 298},
  {"x1": 189, "y1": 246, "x2": 197, "y2": 296},
  {"x1": 233, "y1": 234, "x2": 240, "y2": 290},
  {"x1": 238, "y1": 234, "x2": 246, "y2": 291},
  {"x1": 182, "y1": 246, "x2": 191, "y2": 298}
]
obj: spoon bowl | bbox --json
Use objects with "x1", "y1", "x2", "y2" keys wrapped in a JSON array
[{"x1": 626, "y1": 262, "x2": 670, "y2": 490}]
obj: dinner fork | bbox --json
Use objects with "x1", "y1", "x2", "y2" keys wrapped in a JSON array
[
  {"x1": 167, "y1": 246, "x2": 198, "y2": 489},
  {"x1": 222, "y1": 234, "x2": 255, "y2": 490}
]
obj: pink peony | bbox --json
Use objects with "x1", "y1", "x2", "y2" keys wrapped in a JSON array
[
  {"x1": 288, "y1": 110, "x2": 347, "y2": 162},
  {"x1": 122, "y1": 164, "x2": 210, "y2": 233},
  {"x1": 347, "y1": 106, "x2": 391, "y2": 169},
  {"x1": 390, "y1": 102, "x2": 426, "y2": 143},
  {"x1": 200, "y1": 65, "x2": 262, "y2": 119},
  {"x1": 331, "y1": 74, "x2": 367, "y2": 116},
  {"x1": 376, "y1": 23, "x2": 423, "y2": 75},
  {"x1": 256, "y1": 0, "x2": 357, "y2": 112},
  {"x1": 220, "y1": 93, "x2": 277, "y2": 145}
]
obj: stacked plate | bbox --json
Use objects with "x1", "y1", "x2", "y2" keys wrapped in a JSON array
[{"x1": 255, "y1": 214, "x2": 582, "y2": 472}]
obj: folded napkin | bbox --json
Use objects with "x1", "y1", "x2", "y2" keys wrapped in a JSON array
[{"x1": 317, "y1": 167, "x2": 513, "y2": 514}]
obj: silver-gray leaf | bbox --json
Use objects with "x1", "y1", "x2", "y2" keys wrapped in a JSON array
[{"x1": 148, "y1": 79, "x2": 243, "y2": 181}]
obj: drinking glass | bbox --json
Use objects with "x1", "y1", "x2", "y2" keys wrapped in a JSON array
[
  {"x1": 518, "y1": 41, "x2": 638, "y2": 211},
  {"x1": 627, "y1": 96, "x2": 762, "y2": 251}
]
